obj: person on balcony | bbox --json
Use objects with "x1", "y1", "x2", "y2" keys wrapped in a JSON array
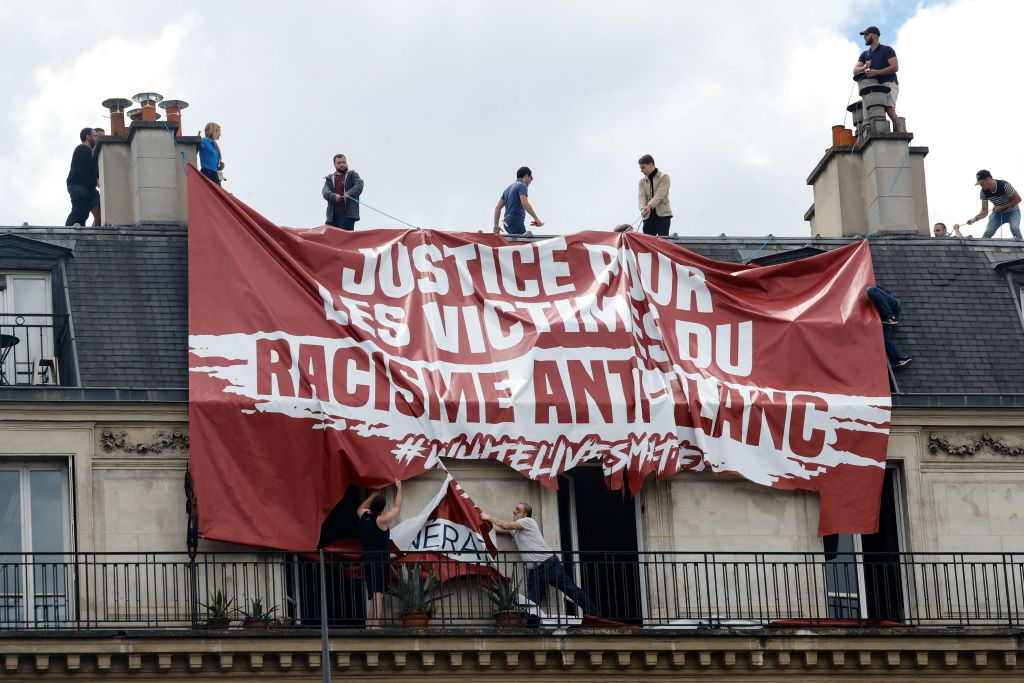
[
  {"x1": 481, "y1": 502, "x2": 602, "y2": 617},
  {"x1": 357, "y1": 480, "x2": 403, "y2": 627}
]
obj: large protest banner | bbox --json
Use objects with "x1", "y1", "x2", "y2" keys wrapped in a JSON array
[{"x1": 187, "y1": 168, "x2": 891, "y2": 549}]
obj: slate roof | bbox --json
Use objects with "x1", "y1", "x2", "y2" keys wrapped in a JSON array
[
  {"x1": 1, "y1": 224, "x2": 1023, "y2": 406},
  {"x1": 0, "y1": 225, "x2": 187, "y2": 391}
]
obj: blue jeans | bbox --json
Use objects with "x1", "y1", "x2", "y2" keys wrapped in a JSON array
[
  {"x1": 66, "y1": 184, "x2": 99, "y2": 226},
  {"x1": 527, "y1": 556, "x2": 602, "y2": 617},
  {"x1": 200, "y1": 168, "x2": 222, "y2": 186},
  {"x1": 327, "y1": 216, "x2": 356, "y2": 231},
  {"x1": 983, "y1": 206, "x2": 1022, "y2": 238},
  {"x1": 866, "y1": 286, "x2": 907, "y2": 362},
  {"x1": 503, "y1": 217, "x2": 526, "y2": 235}
]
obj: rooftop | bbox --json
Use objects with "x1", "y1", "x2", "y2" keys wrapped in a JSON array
[{"x1": 1, "y1": 224, "x2": 1023, "y2": 406}]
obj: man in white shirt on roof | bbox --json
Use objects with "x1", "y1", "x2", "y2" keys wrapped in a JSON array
[{"x1": 481, "y1": 502, "x2": 602, "y2": 617}]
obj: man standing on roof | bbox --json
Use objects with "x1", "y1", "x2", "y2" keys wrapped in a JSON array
[
  {"x1": 638, "y1": 154, "x2": 673, "y2": 236},
  {"x1": 853, "y1": 26, "x2": 905, "y2": 133},
  {"x1": 954, "y1": 170, "x2": 1022, "y2": 240},
  {"x1": 493, "y1": 167, "x2": 543, "y2": 235},
  {"x1": 90, "y1": 128, "x2": 105, "y2": 227},
  {"x1": 65, "y1": 127, "x2": 99, "y2": 227},
  {"x1": 322, "y1": 154, "x2": 364, "y2": 231}
]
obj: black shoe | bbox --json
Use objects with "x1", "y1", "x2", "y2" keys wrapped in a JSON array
[
  {"x1": 882, "y1": 317, "x2": 898, "y2": 325},
  {"x1": 895, "y1": 357, "x2": 912, "y2": 368}
]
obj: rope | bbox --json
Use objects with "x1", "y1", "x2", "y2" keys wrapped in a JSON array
[
  {"x1": 842, "y1": 79, "x2": 858, "y2": 127},
  {"x1": 865, "y1": 146, "x2": 911, "y2": 240},
  {"x1": 744, "y1": 234, "x2": 775, "y2": 263},
  {"x1": 345, "y1": 196, "x2": 420, "y2": 230},
  {"x1": 159, "y1": 119, "x2": 190, "y2": 174}
]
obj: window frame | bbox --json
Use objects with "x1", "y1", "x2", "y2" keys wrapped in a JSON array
[{"x1": 0, "y1": 459, "x2": 75, "y2": 627}]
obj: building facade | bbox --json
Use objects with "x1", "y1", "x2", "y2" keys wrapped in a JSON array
[{"x1": 1, "y1": 114, "x2": 1023, "y2": 679}]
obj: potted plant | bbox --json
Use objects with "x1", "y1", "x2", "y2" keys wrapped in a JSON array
[
  {"x1": 389, "y1": 563, "x2": 444, "y2": 627},
  {"x1": 482, "y1": 576, "x2": 527, "y2": 628},
  {"x1": 240, "y1": 597, "x2": 277, "y2": 630},
  {"x1": 200, "y1": 589, "x2": 235, "y2": 630}
]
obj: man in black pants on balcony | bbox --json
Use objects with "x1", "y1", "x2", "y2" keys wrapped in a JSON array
[{"x1": 481, "y1": 502, "x2": 602, "y2": 617}]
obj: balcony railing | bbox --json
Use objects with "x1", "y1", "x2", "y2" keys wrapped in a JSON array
[
  {"x1": 0, "y1": 313, "x2": 72, "y2": 386},
  {"x1": 0, "y1": 550, "x2": 1021, "y2": 631}
]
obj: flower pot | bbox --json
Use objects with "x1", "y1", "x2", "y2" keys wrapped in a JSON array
[
  {"x1": 494, "y1": 610, "x2": 525, "y2": 628},
  {"x1": 402, "y1": 611, "x2": 431, "y2": 628},
  {"x1": 206, "y1": 617, "x2": 231, "y2": 630},
  {"x1": 243, "y1": 618, "x2": 270, "y2": 630}
]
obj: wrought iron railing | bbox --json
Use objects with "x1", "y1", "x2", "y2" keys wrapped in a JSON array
[
  {"x1": 0, "y1": 313, "x2": 72, "y2": 386},
  {"x1": 0, "y1": 550, "x2": 1021, "y2": 631}
]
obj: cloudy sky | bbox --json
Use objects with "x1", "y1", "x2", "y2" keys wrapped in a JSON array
[{"x1": 0, "y1": 0, "x2": 1016, "y2": 237}]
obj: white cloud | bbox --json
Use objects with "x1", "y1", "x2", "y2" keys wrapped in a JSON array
[
  {"x1": 1, "y1": 1, "x2": 1014, "y2": 238},
  {"x1": 897, "y1": 0, "x2": 1024, "y2": 235},
  {"x1": 0, "y1": 15, "x2": 202, "y2": 225}
]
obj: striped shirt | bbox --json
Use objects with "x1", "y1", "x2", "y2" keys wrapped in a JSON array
[{"x1": 980, "y1": 179, "x2": 1016, "y2": 206}]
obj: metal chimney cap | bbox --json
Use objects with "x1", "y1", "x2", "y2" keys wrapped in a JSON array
[
  {"x1": 102, "y1": 98, "x2": 133, "y2": 110},
  {"x1": 132, "y1": 92, "x2": 164, "y2": 104},
  {"x1": 126, "y1": 108, "x2": 143, "y2": 120},
  {"x1": 158, "y1": 99, "x2": 189, "y2": 110}
]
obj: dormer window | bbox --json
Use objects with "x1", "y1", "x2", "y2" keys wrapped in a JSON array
[
  {"x1": 0, "y1": 272, "x2": 56, "y2": 385},
  {"x1": 993, "y1": 257, "x2": 1024, "y2": 324},
  {"x1": 0, "y1": 234, "x2": 75, "y2": 387}
]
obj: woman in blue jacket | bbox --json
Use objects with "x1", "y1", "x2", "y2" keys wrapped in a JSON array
[{"x1": 199, "y1": 122, "x2": 224, "y2": 185}]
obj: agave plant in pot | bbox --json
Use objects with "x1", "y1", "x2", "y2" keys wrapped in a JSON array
[
  {"x1": 482, "y1": 576, "x2": 526, "y2": 628},
  {"x1": 389, "y1": 562, "x2": 445, "y2": 627},
  {"x1": 240, "y1": 597, "x2": 277, "y2": 630},
  {"x1": 200, "y1": 589, "x2": 235, "y2": 630}
]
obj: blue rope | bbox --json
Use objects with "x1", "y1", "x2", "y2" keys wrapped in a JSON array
[
  {"x1": 345, "y1": 196, "x2": 420, "y2": 230},
  {"x1": 866, "y1": 146, "x2": 911, "y2": 240},
  {"x1": 159, "y1": 119, "x2": 190, "y2": 174},
  {"x1": 744, "y1": 234, "x2": 775, "y2": 263}
]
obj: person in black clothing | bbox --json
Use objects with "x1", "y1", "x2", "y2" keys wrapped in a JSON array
[
  {"x1": 866, "y1": 285, "x2": 912, "y2": 369},
  {"x1": 356, "y1": 480, "x2": 403, "y2": 627},
  {"x1": 66, "y1": 127, "x2": 99, "y2": 227},
  {"x1": 90, "y1": 128, "x2": 105, "y2": 226}
]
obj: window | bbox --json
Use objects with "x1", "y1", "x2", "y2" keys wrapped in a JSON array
[
  {"x1": 823, "y1": 466, "x2": 906, "y2": 621},
  {"x1": 0, "y1": 272, "x2": 55, "y2": 386},
  {"x1": 0, "y1": 462, "x2": 72, "y2": 626}
]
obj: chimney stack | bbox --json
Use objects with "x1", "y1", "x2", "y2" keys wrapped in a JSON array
[
  {"x1": 158, "y1": 99, "x2": 189, "y2": 137},
  {"x1": 101, "y1": 98, "x2": 132, "y2": 136},
  {"x1": 132, "y1": 92, "x2": 163, "y2": 122},
  {"x1": 804, "y1": 75, "x2": 929, "y2": 238},
  {"x1": 96, "y1": 95, "x2": 199, "y2": 226}
]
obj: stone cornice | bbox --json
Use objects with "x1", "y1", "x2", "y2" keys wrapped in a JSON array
[{"x1": 0, "y1": 629, "x2": 1020, "y2": 678}]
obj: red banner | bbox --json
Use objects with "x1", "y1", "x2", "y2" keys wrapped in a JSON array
[
  {"x1": 390, "y1": 468, "x2": 498, "y2": 582},
  {"x1": 187, "y1": 168, "x2": 891, "y2": 548}
]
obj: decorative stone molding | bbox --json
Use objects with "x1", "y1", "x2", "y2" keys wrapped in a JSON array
[
  {"x1": 928, "y1": 432, "x2": 1024, "y2": 458},
  {"x1": 99, "y1": 429, "x2": 189, "y2": 454},
  {"x1": 0, "y1": 631, "x2": 1020, "y2": 678}
]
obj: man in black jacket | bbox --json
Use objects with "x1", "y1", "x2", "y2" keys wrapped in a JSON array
[
  {"x1": 66, "y1": 127, "x2": 99, "y2": 227},
  {"x1": 322, "y1": 154, "x2": 364, "y2": 230}
]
